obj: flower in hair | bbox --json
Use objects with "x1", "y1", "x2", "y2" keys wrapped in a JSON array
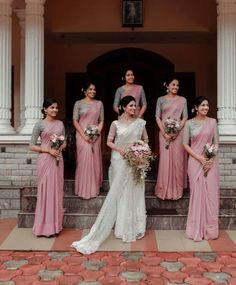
[
  {"x1": 81, "y1": 88, "x2": 84, "y2": 92},
  {"x1": 163, "y1": 82, "x2": 167, "y2": 87},
  {"x1": 191, "y1": 108, "x2": 195, "y2": 113}
]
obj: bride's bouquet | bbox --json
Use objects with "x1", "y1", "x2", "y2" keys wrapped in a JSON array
[
  {"x1": 124, "y1": 140, "x2": 156, "y2": 185},
  {"x1": 50, "y1": 134, "x2": 65, "y2": 166},
  {"x1": 203, "y1": 143, "x2": 218, "y2": 177},
  {"x1": 163, "y1": 117, "x2": 181, "y2": 149}
]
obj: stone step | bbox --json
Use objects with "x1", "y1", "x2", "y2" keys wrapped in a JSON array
[
  {"x1": 20, "y1": 186, "x2": 236, "y2": 213},
  {"x1": 23, "y1": 180, "x2": 158, "y2": 196},
  {"x1": 18, "y1": 210, "x2": 236, "y2": 230}
]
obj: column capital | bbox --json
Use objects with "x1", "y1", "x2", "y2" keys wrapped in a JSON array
[
  {"x1": 217, "y1": 0, "x2": 236, "y2": 4},
  {"x1": 217, "y1": 0, "x2": 236, "y2": 14},
  {"x1": 14, "y1": 8, "x2": 25, "y2": 20},
  {"x1": 25, "y1": 0, "x2": 46, "y2": 17},
  {"x1": 25, "y1": 0, "x2": 46, "y2": 5},
  {"x1": 14, "y1": 9, "x2": 25, "y2": 29},
  {"x1": 0, "y1": 0, "x2": 13, "y2": 4},
  {"x1": 0, "y1": 0, "x2": 13, "y2": 16}
]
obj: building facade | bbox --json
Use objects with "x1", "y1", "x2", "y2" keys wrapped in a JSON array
[{"x1": 0, "y1": 0, "x2": 236, "y2": 217}]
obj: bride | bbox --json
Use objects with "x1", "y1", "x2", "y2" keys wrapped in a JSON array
[{"x1": 71, "y1": 95, "x2": 149, "y2": 254}]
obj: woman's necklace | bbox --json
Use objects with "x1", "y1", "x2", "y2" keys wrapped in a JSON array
[{"x1": 120, "y1": 115, "x2": 135, "y2": 125}]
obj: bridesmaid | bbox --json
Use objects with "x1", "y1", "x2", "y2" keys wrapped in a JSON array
[
  {"x1": 183, "y1": 96, "x2": 219, "y2": 241},
  {"x1": 113, "y1": 69, "x2": 147, "y2": 118},
  {"x1": 29, "y1": 98, "x2": 66, "y2": 237},
  {"x1": 73, "y1": 82, "x2": 104, "y2": 199},
  {"x1": 155, "y1": 77, "x2": 188, "y2": 200}
]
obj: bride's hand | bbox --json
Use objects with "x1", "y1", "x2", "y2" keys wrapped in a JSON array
[{"x1": 117, "y1": 147, "x2": 125, "y2": 157}]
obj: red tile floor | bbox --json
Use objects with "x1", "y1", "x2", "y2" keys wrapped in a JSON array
[{"x1": 1, "y1": 219, "x2": 236, "y2": 284}]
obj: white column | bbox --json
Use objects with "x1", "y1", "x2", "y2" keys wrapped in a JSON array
[
  {"x1": 15, "y1": 9, "x2": 25, "y2": 133},
  {"x1": 0, "y1": 0, "x2": 15, "y2": 134},
  {"x1": 20, "y1": 0, "x2": 46, "y2": 134},
  {"x1": 217, "y1": 0, "x2": 236, "y2": 141}
]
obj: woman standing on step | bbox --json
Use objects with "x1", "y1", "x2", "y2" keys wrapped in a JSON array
[
  {"x1": 155, "y1": 77, "x2": 188, "y2": 200},
  {"x1": 29, "y1": 98, "x2": 66, "y2": 237},
  {"x1": 183, "y1": 96, "x2": 219, "y2": 241},
  {"x1": 73, "y1": 82, "x2": 104, "y2": 199},
  {"x1": 113, "y1": 69, "x2": 147, "y2": 118},
  {"x1": 71, "y1": 96, "x2": 149, "y2": 254}
]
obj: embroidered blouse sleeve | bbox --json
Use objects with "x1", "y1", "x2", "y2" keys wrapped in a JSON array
[
  {"x1": 182, "y1": 98, "x2": 188, "y2": 118},
  {"x1": 140, "y1": 86, "x2": 147, "y2": 106},
  {"x1": 107, "y1": 121, "x2": 117, "y2": 141},
  {"x1": 212, "y1": 119, "x2": 219, "y2": 145},
  {"x1": 73, "y1": 101, "x2": 81, "y2": 120},
  {"x1": 30, "y1": 121, "x2": 43, "y2": 145},
  {"x1": 113, "y1": 88, "x2": 121, "y2": 107},
  {"x1": 155, "y1": 97, "x2": 162, "y2": 118},
  {"x1": 183, "y1": 120, "x2": 191, "y2": 145}
]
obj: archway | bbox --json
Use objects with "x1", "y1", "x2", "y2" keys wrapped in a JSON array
[{"x1": 65, "y1": 48, "x2": 195, "y2": 179}]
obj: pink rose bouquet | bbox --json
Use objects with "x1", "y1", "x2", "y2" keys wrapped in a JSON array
[
  {"x1": 203, "y1": 143, "x2": 218, "y2": 177},
  {"x1": 163, "y1": 117, "x2": 181, "y2": 149},
  {"x1": 84, "y1": 125, "x2": 100, "y2": 152},
  {"x1": 124, "y1": 140, "x2": 156, "y2": 184},
  {"x1": 50, "y1": 134, "x2": 65, "y2": 166}
]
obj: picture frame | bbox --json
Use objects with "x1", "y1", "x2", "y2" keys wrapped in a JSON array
[{"x1": 122, "y1": 0, "x2": 143, "y2": 27}]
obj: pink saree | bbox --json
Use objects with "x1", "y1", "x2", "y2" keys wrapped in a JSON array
[
  {"x1": 75, "y1": 101, "x2": 103, "y2": 199},
  {"x1": 155, "y1": 96, "x2": 187, "y2": 200},
  {"x1": 186, "y1": 118, "x2": 219, "y2": 241},
  {"x1": 33, "y1": 120, "x2": 64, "y2": 236}
]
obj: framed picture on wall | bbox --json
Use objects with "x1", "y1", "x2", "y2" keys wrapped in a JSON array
[{"x1": 122, "y1": 0, "x2": 143, "y2": 27}]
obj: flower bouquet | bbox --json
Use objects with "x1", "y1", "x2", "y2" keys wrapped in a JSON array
[
  {"x1": 84, "y1": 125, "x2": 100, "y2": 152},
  {"x1": 124, "y1": 140, "x2": 156, "y2": 185},
  {"x1": 50, "y1": 134, "x2": 65, "y2": 166},
  {"x1": 203, "y1": 143, "x2": 218, "y2": 177},
  {"x1": 163, "y1": 117, "x2": 181, "y2": 149}
]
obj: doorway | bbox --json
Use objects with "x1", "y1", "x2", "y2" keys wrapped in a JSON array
[{"x1": 64, "y1": 48, "x2": 195, "y2": 179}]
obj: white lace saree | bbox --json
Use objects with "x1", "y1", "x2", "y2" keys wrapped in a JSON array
[{"x1": 71, "y1": 118, "x2": 147, "y2": 254}]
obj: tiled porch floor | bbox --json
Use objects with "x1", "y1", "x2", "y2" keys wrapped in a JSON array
[{"x1": 1, "y1": 219, "x2": 236, "y2": 252}]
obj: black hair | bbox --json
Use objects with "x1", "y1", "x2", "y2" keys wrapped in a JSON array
[
  {"x1": 118, "y1": 95, "x2": 136, "y2": 115},
  {"x1": 192, "y1": 96, "x2": 209, "y2": 115},
  {"x1": 163, "y1": 75, "x2": 180, "y2": 88},
  {"x1": 81, "y1": 82, "x2": 96, "y2": 96},
  {"x1": 41, "y1": 98, "x2": 59, "y2": 118}
]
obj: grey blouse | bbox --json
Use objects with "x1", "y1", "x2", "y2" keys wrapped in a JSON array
[
  {"x1": 30, "y1": 120, "x2": 65, "y2": 145},
  {"x1": 113, "y1": 86, "x2": 147, "y2": 107},
  {"x1": 183, "y1": 119, "x2": 219, "y2": 145},
  {"x1": 155, "y1": 96, "x2": 188, "y2": 119},
  {"x1": 73, "y1": 100, "x2": 104, "y2": 122}
]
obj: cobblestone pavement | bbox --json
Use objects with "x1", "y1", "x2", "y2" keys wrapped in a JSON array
[{"x1": 0, "y1": 250, "x2": 236, "y2": 284}]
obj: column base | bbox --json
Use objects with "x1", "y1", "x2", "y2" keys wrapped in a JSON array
[
  {"x1": 19, "y1": 123, "x2": 35, "y2": 135},
  {"x1": 218, "y1": 123, "x2": 236, "y2": 143},
  {"x1": 0, "y1": 124, "x2": 15, "y2": 134}
]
